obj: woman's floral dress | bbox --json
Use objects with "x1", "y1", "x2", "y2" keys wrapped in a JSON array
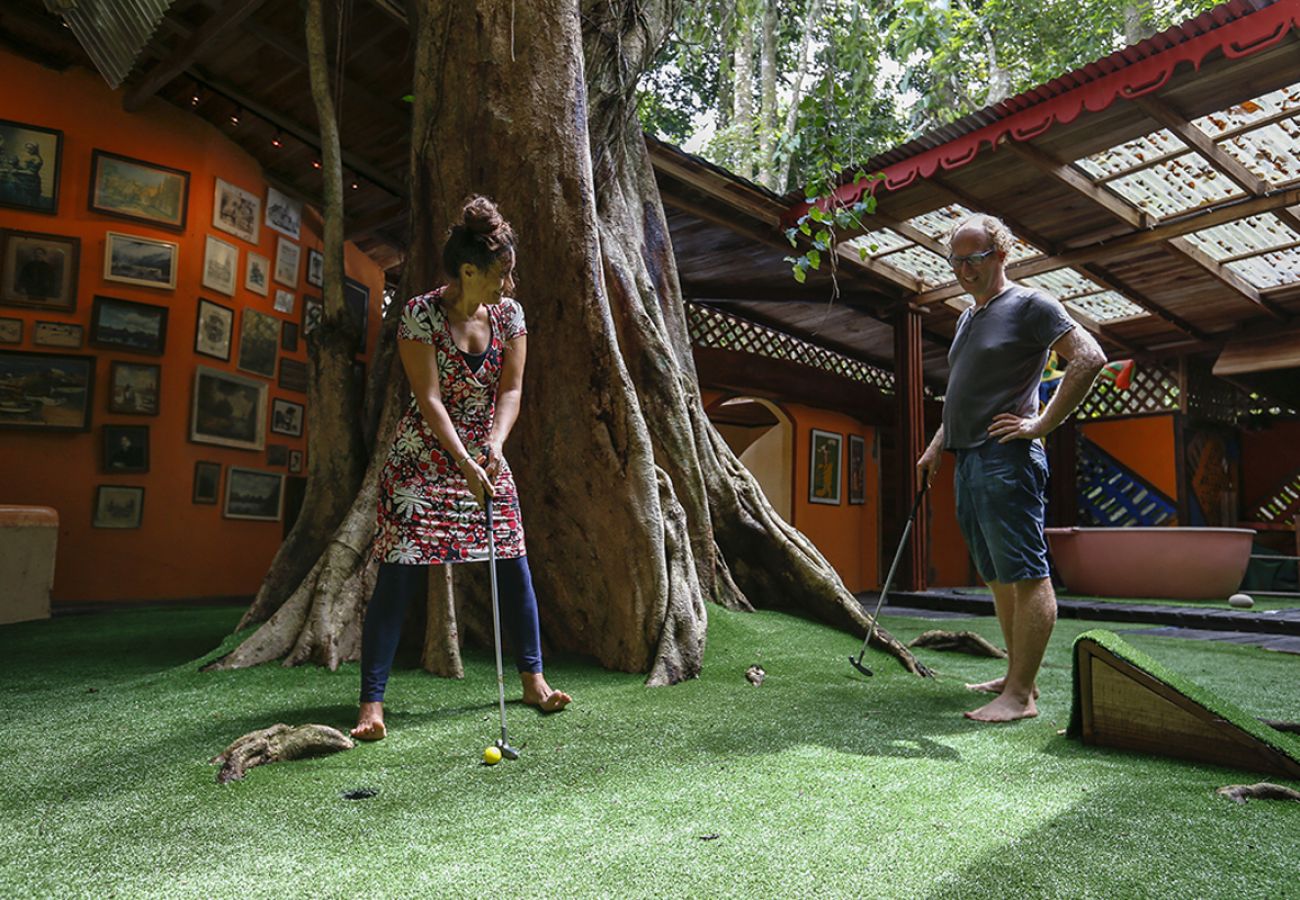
[{"x1": 373, "y1": 287, "x2": 527, "y2": 564}]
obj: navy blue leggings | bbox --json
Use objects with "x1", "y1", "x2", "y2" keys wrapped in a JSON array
[{"x1": 359, "y1": 556, "x2": 543, "y2": 703}]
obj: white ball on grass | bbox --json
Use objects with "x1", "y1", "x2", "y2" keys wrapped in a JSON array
[{"x1": 1228, "y1": 592, "x2": 1254, "y2": 608}]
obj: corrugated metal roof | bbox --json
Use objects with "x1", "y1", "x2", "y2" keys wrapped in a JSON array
[{"x1": 48, "y1": 0, "x2": 198, "y2": 89}]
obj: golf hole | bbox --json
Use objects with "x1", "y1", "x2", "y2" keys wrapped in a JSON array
[{"x1": 341, "y1": 787, "x2": 378, "y2": 801}]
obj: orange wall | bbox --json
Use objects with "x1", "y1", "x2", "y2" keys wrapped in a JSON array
[
  {"x1": 1080, "y1": 414, "x2": 1179, "y2": 500},
  {"x1": 1241, "y1": 420, "x2": 1300, "y2": 513},
  {"x1": 925, "y1": 456, "x2": 970, "y2": 587},
  {"x1": 0, "y1": 53, "x2": 384, "y2": 603}
]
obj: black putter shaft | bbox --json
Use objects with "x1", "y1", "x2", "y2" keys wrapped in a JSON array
[
  {"x1": 850, "y1": 479, "x2": 929, "y2": 677},
  {"x1": 484, "y1": 454, "x2": 518, "y2": 760}
]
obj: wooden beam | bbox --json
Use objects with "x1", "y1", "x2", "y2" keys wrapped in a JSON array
[
  {"x1": 1165, "y1": 238, "x2": 1289, "y2": 320},
  {"x1": 1003, "y1": 139, "x2": 1155, "y2": 231},
  {"x1": 651, "y1": 147, "x2": 785, "y2": 226},
  {"x1": 1078, "y1": 263, "x2": 1211, "y2": 342},
  {"x1": 123, "y1": 0, "x2": 268, "y2": 112},
  {"x1": 927, "y1": 176, "x2": 1062, "y2": 255}
]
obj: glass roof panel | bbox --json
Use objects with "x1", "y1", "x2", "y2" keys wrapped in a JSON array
[
  {"x1": 1105, "y1": 154, "x2": 1243, "y2": 217},
  {"x1": 1191, "y1": 82, "x2": 1300, "y2": 138},
  {"x1": 1226, "y1": 246, "x2": 1300, "y2": 289},
  {"x1": 904, "y1": 203, "x2": 976, "y2": 241},
  {"x1": 1074, "y1": 130, "x2": 1186, "y2": 179},
  {"x1": 1021, "y1": 269, "x2": 1098, "y2": 300},
  {"x1": 883, "y1": 244, "x2": 952, "y2": 286},
  {"x1": 846, "y1": 228, "x2": 910, "y2": 256},
  {"x1": 1181, "y1": 214, "x2": 1300, "y2": 261},
  {"x1": 1066, "y1": 291, "x2": 1148, "y2": 323},
  {"x1": 1220, "y1": 118, "x2": 1300, "y2": 185}
]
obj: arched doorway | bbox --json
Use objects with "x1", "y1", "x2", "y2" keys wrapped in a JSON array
[{"x1": 707, "y1": 396, "x2": 794, "y2": 523}]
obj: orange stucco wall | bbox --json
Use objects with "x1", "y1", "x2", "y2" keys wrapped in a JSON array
[
  {"x1": 0, "y1": 54, "x2": 384, "y2": 603},
  {"x1": 1080, "y1": 414, "x2": 1179, "y2": 501},
  {"x1": 1241, "y1": 420, "x2": 1300, "y2": 514},
  {"x1": 925, "y1": 455, "x2": 970, "y2": 587}
]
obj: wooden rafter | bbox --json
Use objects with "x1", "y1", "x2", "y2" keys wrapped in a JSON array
[
  {"x1": 1079, "y1": 263, "x2": 1211, "y2": 343},
  {"x1": 1003, "y1": 139, "x2": 1155, "y2": 231},
  {"x1": 926, "y1": 176, "x2": 1062, "y2": 255}
]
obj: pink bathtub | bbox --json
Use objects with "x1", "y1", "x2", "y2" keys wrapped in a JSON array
[{"x1": 1045, "y1": 526, "x2": 1255, "y2": 600}]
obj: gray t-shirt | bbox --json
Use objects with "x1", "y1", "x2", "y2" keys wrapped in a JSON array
[{"x1": 942, "y1": 283, "x2": 1076, "y2": 450}]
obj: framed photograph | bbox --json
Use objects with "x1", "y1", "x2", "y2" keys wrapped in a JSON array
[
  {"x1": 90, "y1": 295, "x2": 168, "y2": 355},
  {"x1": 306, "y1": 248, "x2": 323, "y2": 287},
  {"x1": 280, "y1": 321, "x2": 299, "y2": 353},
  {"x1": 848, "y1": 434, "x2": 866, "y2": 505},
  {"x1": 102, "y1": 423, "x2": 149, "y2": 473},
  {"x1": 0, "y1": 349, "x2": 94, "y2": 431},
  {"x1": 344, "y1": 276, "x2": 369, "y2": 346},
  {"x1": 288, "y1": 449, "x2": 303, "y2": 474},
  {"x1": 213, "y1": 177, "x2": 260, "y2": 244},
  {"x1": 809, "y1": 429, "x2": 842, "y2": 505},
  {"x1": 93, "y1": 484, "x2": 144, "y2": 529},
  {"x1": 194, "y1": 297, "x2": 234, "y2": 361},
  {"x1": 302, "y1": 295, "x2": 322, "y2": 336},
  {"x1": 278, "y1": 357, "x2": 308, "y2": 393},
  {"x1": 0, "y1": 119, "x2": 62, "y2": 214},
  {"x1": 223, "y1": 467, "x2": 284, "y2": 521},
  {"x1": 273, "y1": 289, "x2": 295, "y2": 315},
  {"x1": 191, "y1": 365, "x2": 267, "y2": 450},
  {"x1": 193, "y1": 461, "x2": 221, "y2": 505},
  {"x1": 108, "y1": 361, "x2": 161, "y2": 415},
  {"x1": 103, "y1": 231, "x2": 178, "y2": 291},
  {"x1": 33, "y1": 321, "x2": 82, "y2": 348},
  {"x1": 238, "y1": 308, "x2": 280, "y2": 378},
  {"x1": 274, "y1": 236, "x2": 300, "y2": 287},
  {"x1": 265, "y1": 186, "x2": 302, "y2": 240},
  {"x1": 245, "y1": 251, "x2": 270, "y2": 296},
  {"x1": 0, "y1": 317, "x2": 21, "y2": 344},
  {"x1": 88, "y1": 150, "x2": 188, "y2": 231},
  {"x1": 202, "y1": 234, "x2": 239, "y2": 296},
  {"x1": 270, "y1": 397, "x2": 304, "y2": 437},
  {"x1": 0, "y1": 229, "x2": 79, "y2": 311},
  {"x1": 267, "y1": 443, "x2": 288, "y2": 467}
]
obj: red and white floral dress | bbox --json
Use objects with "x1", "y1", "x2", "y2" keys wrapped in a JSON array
[{"x1": 373, "y1": 288, "x2": 527, "y2": 565}]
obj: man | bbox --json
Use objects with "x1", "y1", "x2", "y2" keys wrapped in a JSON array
[{"x1": 917, "y1": 215, "x2": 1106, "y2": 723}]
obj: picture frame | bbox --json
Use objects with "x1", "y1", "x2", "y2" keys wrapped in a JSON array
[
  {"x1": 280, "y1": 321, "x2": 299, "y2": 353},
  {"x1": 87, "y1": 150, "x2": 189, "y2": 231},
  {"x1": 194, "y1": 297, "x2": 234, "y2": 361},
  {"x1": 288, "y1": 449, "x2": 303, "y2": 474},
  {"x1": 202, "y1": 234, "x2": 239, "y2": 296},
  {"x1": 264, "y1": 186, "x2": 302, "y2": 240},
  {"x1": 223, "y1": 466, "x2": 284, "y2": 521},
  {"x1": 809, "y1": 429, "x2": 842, "y2": 505},
  {"x1": 848, "y1": 434, "x2": 866, "y2": 505},
  {"x1": 0, "y1": 229, "x2": 79, "y2": 312},
  {"x1": 108, "y1": 361, "x2": 161, "y2": 416},
  {"x1": 213, "y1": 177, "x2": 260, "y2": 245},
  {"x1": 344, "y1": 276, "x2": 369, "y2": 347},
  {"x1": 306, "y1": 248, "x2": 324, "y2": 288},
  {"x1": 193, "y1": 461, "x2": 221, "y2": 505},
  {"x1": 277, "y1": 357, "x2": 308, "y2": 393},
  {"x1": 245, "y1": 252, "x2": 270, "y2": 296},
  {"x1": 270, "y1": 397, "x2": 304, "y2": 437},
  {"x1": 0, "y1": 317, "x2": 21, "y2": 344},
  {"x1": 102, "y1": 423, "x2": 149, "y2": 473},
  {"x1": 93, "y1": 484, "x2": 144, "y2": 529},
  {"x1": 274, "y1": 236, "x2": 300, "y2": 287},
  {"x1": 273, "y1": 289, "x2": 295, "y2": 315},
  {"x1": 301, "y1": 295, "x2": 322, "y2": 336},
  {"x1": 103, "y1": 231, "x2": 178, "y2": 291},
  {"x1": 191, "y1": 365, "x2": 267, "y2": 451},
  {"x1": 90, "y1": 295, "x2": 168, "y2": 355},
  {"x1": 237, "y1": 308, "x2": 280, "y2": 379},
  {"x1": 0, "y1": 119, "x2": 62, "y2": 214},
  {"x1": 33, "y1": 320, "x2": 82, "y2": 349},
  {"x1": 0, "y1": 349, "x2": 94, "y2": 431},
  {"x1": 267, "y1": 443, "x2": 288, "y2": 467}
]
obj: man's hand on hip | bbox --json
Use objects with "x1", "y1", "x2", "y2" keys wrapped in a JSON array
[{"x1": 989, "y1": 412, "x2": 1049, "y2": 443}]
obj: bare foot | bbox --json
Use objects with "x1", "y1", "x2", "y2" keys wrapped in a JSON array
[
  {"x1": 351, "y1": 701, "x2": 387, "y2": 741},
  {"x1": 965, "y1": 676, "x2": 1039, "y2": 698},
  {"x1": 521, "y1": 673, "x2": 572, "y2": 713},
  {"x1": 964, "y1": 692, "x2": 1038, "y2": 723}
]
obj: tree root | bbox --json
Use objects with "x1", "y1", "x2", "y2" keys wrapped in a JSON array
[
  {"x1": 1215, "y1": 782, "x2": 1300, "y2": 804},
  {"x1": 210, "y1": 723, "x2": 354, "y2": 784},
  {"x1": 908, "y1": 630, "x2": 1007, "y2": 658}
]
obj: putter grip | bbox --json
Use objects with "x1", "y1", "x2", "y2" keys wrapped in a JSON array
[{"x1": 482, "y1": 445, "x2": 493, "y2": 530}]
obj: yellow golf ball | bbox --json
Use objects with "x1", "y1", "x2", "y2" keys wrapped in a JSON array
[{"x1": 483, "y1": 745, "x2": 502, "y2": 765}]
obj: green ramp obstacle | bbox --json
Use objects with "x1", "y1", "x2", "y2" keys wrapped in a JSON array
[{"x1": 1068, "y1": 629, "x2": 1300, "y2": 778}]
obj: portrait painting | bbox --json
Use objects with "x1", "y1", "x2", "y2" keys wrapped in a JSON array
[
  {"x1": 809, "y1": 429, "x2": 842, "y2": 505},
  {"x1": 88, "y1": 150, "x2": 188, "y2": 231},
  {"x1": 0, "y1": 119, "x2": 62, "y2": 214},
  {"x1": 0, "y1": 229, "x2": 79, "y2": 312},
  {"x1": 108, "y1": 361, "x2": 161, "y2": 416},
  {"x1": 102, "y1": 424, "x2": 149, "y2": 474}
]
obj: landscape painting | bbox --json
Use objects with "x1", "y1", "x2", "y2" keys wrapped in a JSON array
[
  {"x1": 88, "y1": 150, "x2": 189, "y2": 231},
  {"x1": 103, "y1": 232, "x2": 178, "y2": 291},
  {"x1": 0, "y1": 349, "x2": 93, "y2": 431}
]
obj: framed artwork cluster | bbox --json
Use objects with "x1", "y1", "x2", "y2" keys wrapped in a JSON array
[{"x1": 809, "y1": 431, "x2": 869, "y2": 506}]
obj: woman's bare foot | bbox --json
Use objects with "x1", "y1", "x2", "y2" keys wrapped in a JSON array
[
  {"x1": 965, "y1": 676, "x2": 1038, "y2": 698},
  {"x1": 351, "y1": 701, "x2": 387, "y2": 740},
  {"x1": 964, "y1": 691, "x2": 1037, "y2": 723},
  {"x1": 520, "y1": 672, "x2": 571, "y2": 713}
]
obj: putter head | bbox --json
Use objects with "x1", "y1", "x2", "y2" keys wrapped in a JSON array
[
  {"x1": 848, "y1": 655, "x2": 874, "y2": 678},
  {"x1": 496, "y1": 738, "x2": 519, "y2": 760}
]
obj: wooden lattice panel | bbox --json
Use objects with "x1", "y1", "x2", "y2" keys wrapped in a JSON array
[{"x1": 1076, "y1": 362, "x2": 1180, "y2": 420}]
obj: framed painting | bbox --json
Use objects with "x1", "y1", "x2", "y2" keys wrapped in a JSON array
[
  {"x1": 103, "y1": 231, "x2": 178, "y2": 291},
  {"x1": 306, "y1": 248, "x2": 323, "y2": 288},
  {"x1": 274, "y1": 236, "x2": 300, "y2": 288},
  {"x1": 288, "y1": 449, "x2": 303, "y2": 474},
  {"x1": 301, "y1": 295, "x2": 322, "y2": 336},
  {"x1": 267, "y1": 443, "x2": 288, "y2": 467},
  {"x1": 270, "y1": 397, "x2": 304, "y2": 437},
  {"x1": 102, "y1": 423, "x2": 149, "y2": 473},
  {"x1": 0, "y1": 119, "x2": 62, "y2": 214},
  {"x1": 202, "y1": 234, "x2": 238, "y2": 296},
  {"x1": 238, "y1": 308, "x2": 280, "y2": 379},
  {"x1": 848, "y1": 434, "x2": 866, "y2": 505},
  {"x1": 193, "y1": 461, "x2": 221, "y2": 505},
  {"x1": 265, "y1": 186, "x2": 302, "y2": 240},
  {"x1": 809, "y1": 429, "x2": 842, "y2": 505},
  {"x1": 245, "y1": 251, "x2": 270, "y2": 296},
  {"x1": 194, "y1": 297, "x2": 234, "y2": 361},
  {"x1": 191, "y1": 365, "x2": 267, "y2": 450},
  {"x1": 223, "y1": 467, "x2": 284, "y2": 521},
  {"x1": 0, "y1": 317, "x2": 21, "y2": 344},
  {"x1": 344, "y1": 276, "x2": 369, "y2": 346},
  {"x1": 90, "y1": 295, "x2": 167, "y2": 355},
  {"x1": 277, "y1": 357, "x2": 308, "y2": 393},
  {"x1": 280, "y1": 321, "x2": 299, "y2": 353},
  {"x1": 0, "y1": 349, "x2": 94, "y2": 431},
  {"x1": 213, "y1": 177, "x2": 260, "y2": 244},
  {"x1": 33, "y1": 321, "x2": 82, "y2": 349},
  {"x1": 273, "y1": 289, "x2": 295, "y2": 315},
  {"x1": 87, "y1": 150, "x2": 188, "y2": 231},
  {"x1": 93, "y1": 485, "x2": 144, "y2": 529},
  {"x1": 108, "y1": 361, "x2": 161, "y2": 416},
  {"x1": 0, "y1": 229, "x2": 79, "y2": 312}
]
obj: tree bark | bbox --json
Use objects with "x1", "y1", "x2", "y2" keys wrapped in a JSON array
[
  {"x1": 731, "y1": 9, "x2": 755, "y2": 180},
  {"x1": 757, "y1": 0, "x2": 778, "y2": 189}
]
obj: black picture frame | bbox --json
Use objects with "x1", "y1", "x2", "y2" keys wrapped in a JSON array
[
  {"x1": 223, "y1": 467, "x2": 284, "y2": 521},
  {"x1": 0, "y1": 228, "x2": 80, "y2": 312},
  {"x1": 90, "y1": 295, "x2": 168, "y2": 356},
  {"x1": 270, "y1": 397, "x2": 304, "y2": 437},
  {"x1": 0, "y1": 349, "x2": 94, "y2": 431},
  {"x1": 193, "y1": 461, "x2": 221, "y2": 505},
  {"x1": 237, "y1": 308, "x2": 280, "y2": 379},
  {"x1": 108, "y1": 361, "x2": 161, "y2": 416},
  {"x1": 278, "y1": 357, "x2": 308, "y2": 394},
  {"x1": 0, "y1": 119, "x2": 62, "y2": 214},
  {"x1": 288, "y1": 449, "x2": 303, "y2": 474},
  {"x1": 194, "y1": 297, "x2": 234, "y2": 361},
  {"x1": 267, "y1": 443, "x2": 288, "y2": 467},
  {"x1": 301, "y1": 295, "x2": 322, "y2": 336},
  {"x1": 93, "y1": 484, "x2": 144, "y2": 529},
  {"x1": 102, "y1": 423, "x2": 150, "y2": 473},
  {"x1": 280, "y1": 321, "x2": 299, "y2": 353},
  {"x1": 848, "y1": 434, "x2": 866, "y2": 505},
  {"x1": 87, "y1": 149, "x2": 189, "y2": 231},
  {"x1": 306, "y1": 248, "x2": 324, "y2": 288}
]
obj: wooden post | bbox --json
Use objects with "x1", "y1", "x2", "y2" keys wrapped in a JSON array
[
  {"x1": 894, "y1": 305, "x2": 928, "y2": 590},
  {"x1": 1048, "y1": 418, "x2": 1078, "y2": 526}
]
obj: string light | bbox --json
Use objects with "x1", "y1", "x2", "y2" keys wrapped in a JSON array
[
  {"x1": 271, "y1": 131, "x2": 283, "y2": 149},
  {"x1": 190, "y1": 87, "x2": 201, "y2": 107},
  {"x1": 311, "y1": 159, "x2": 322, "y2": 170},
  {"x1": 229, "y1": 107, "x2": 242, "y2": 127}
]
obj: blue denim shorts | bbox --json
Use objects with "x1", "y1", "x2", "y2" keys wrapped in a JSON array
[{"x1": 954, "y1": 439, "x2": 1051, "y2": 584}]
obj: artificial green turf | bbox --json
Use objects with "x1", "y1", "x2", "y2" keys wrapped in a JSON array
[
  {"x1": 952, "y1": 586, "x2": 1300, "y2": 612},
  {"x1": 3, "y1": 604, "x2": 1299, "y2": 899}
]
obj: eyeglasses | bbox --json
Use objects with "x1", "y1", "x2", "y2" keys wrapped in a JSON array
[{"x1": 946, "y1": 248, "x2": 998, "y2": 268}]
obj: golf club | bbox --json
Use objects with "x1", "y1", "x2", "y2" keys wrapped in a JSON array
[
  {"x1": 484, "y1": 457, "x2": 519, "y2": 761},
  {"x1": 849, "y1": 478, "x2": 929, "y2": 677}
]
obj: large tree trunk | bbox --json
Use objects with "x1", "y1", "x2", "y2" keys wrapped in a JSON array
[{"x1": 211, "y1": 0, "x2": 927, "y2": 681}]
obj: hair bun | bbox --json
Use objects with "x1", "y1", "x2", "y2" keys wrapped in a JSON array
[{"x1": 462, "y1": 195, "x2": 505, "y2": 237}]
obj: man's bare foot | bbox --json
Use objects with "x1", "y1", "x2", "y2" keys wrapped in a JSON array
[
  {"x1": 521, "y1": 673, "x2": 571, "y2": 713},
  {"x1": 351, "y1": 701, "x2": 386, "y2": 740},
  {"x1": 965, "y1": 676, "x2": 1038, "y2": 698},
  {"x1": 964, "y1": 692, "x2": 1038, "y2": 723}
]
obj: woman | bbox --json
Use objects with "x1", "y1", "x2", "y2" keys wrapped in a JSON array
[{"x1": 353, "y1": 195, "x2": 571, "y2": 741}]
